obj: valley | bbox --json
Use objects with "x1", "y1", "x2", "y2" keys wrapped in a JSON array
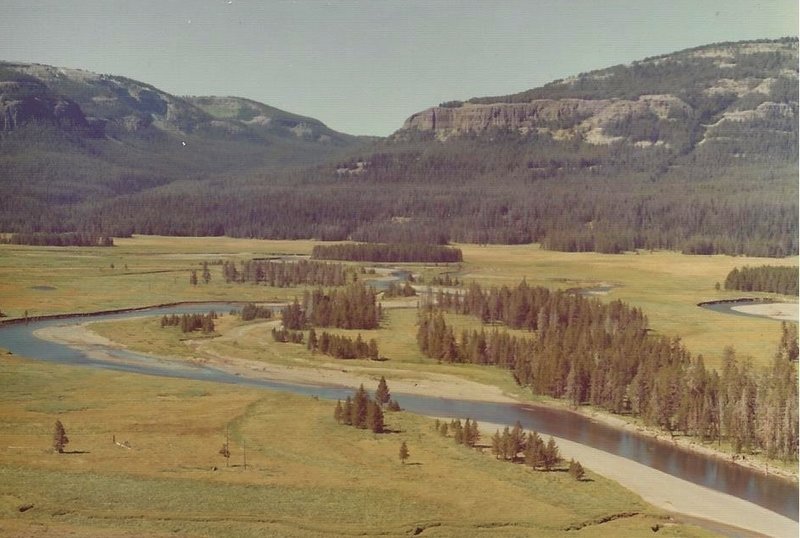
[
  {"x1": 0, "y1": 22, "x2": 797, "y2": 537},
  {"x1": 0, "y1": 236, "x2": 797, "y2": 536}
]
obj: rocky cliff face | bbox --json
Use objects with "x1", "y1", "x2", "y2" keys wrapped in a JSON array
[
  {"x1": 0, "y1": 79, "x2": 103, "y2": 136},
  {"x1": 397, "y1": 38, "x2": 798, "y2": 148},
  {"x1": 402, "y1": 95, "x2": 691, "y2": 144}
]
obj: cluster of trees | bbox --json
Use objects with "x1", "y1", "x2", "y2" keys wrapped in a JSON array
[
  {"x1": 779, "y1": 322, "x2": 799, "y2": 362},
  {"x1": 333, "y1": 384, "x2": 386, "y2": 433},
  {"x1": 189, "y1": 264, "x2": 211, "y2": 286},
  {"x1": 382, "y1": 281, "x2": 416, "y2": 298},
  {"x1": 490, "y1": 422, "x2": 562, "y2": 472},
  {"x1": 426, "y1": 274, "x2": 461, "y2": 287},
  {"x1": 307, "y1": 328, "x2": 379, "y2": 360},
  {"x1": 221, "y1": 259, "x2": 356, "y2": 287},
  {"x1": 281, "y1": 283, "x2": 381, "y2": 331},
  {"x1": 724, "y1": 266, "x2": 798, "y2": 296},
  {"x1": 312, "y1": 243, "x2": 463, "y2": 263},
  {"x1": 310, "y1": 282, "x2": 382, "y2": 329},
  {"x1": 270, "y1": 327, "x2": 304, "y2": 343},
  {"x1": 238, "y1": 303, "x2": 273, "y2": 321},
  {"x1": 160, "y1": 312, "x2": 216, "y2": 333},
  {"x1": 1, "y1": 232, "x2": 113, "y2": 247},
  {"x1": 417, "y1": 280, "x2": 799, "y2": 460},
  {"x1": 436, "y1": 418, "x2": 480, "y2": 447}
]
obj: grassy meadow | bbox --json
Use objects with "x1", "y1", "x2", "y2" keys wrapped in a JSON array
[
  {"x1": 1, "y1": 236, "x2": 796, "y2": 535},
  {"x1": 0, "y1": 236, "x2": 796, "y2": 369},
  {"x1": 0, "y1": 355, "x2": 713, "y2": 537}
]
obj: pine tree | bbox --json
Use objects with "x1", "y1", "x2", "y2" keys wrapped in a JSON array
[
  {"x1": 510, "y1": 421, "x2": 524, "y2": 458},
  {"x1": 367, "y1": 401, "x2": 384, "y2": 433},
  {"x1": 568, "y1": 459, "x2": 585, "y2": 480},
  {"x1": 375, "y1": 376, "x2": 391, "y2": 406},
  {"x1": 452, "y1": 419, "x2": 464, "y2": 444},
  {"x1": 308, "y1": 328, "x2": 318, "y2": 352},
  {"x1": 462, "y1": 419, "x2": 471, "y2": 446},
  {"x1": 342, "y1": 396, "x2": 353, "y2": 425},
  {"x1": 334, "y1": 400, "x2": 343, "y2": 423},
  {"x1": 491, "y1": 430, "x2": 502, "y2": 459},
  {"x1": 543, "y1": 437, "x2": 561, "y2": 470},
  {"x1": 202, "y1": 261, "x2": 211, "y2": 284},
  {"x1": 368, "y1": 338, "x2": 380, "y2": 361},
  {"x1": 352, "y1": 385, "x2": 369, "y2": 428},
  {"x1": 524, "y1": 432, "x2": 543, "y2": 469},
  {"x1": 190, "y1": 270, "x2": 198, "y2": 286},
  {"x1": 468, "y1": 419, "x2": 480, "y2": 447},
  {"x1": 399, "y1": 441, "x2": 410, "y2": 464},
  {"x1": 53, "y1": 420, "x2": 69, "y2": 453},
  {"x1": 500, "y1": 427, "x2": 512, "y2": 460},
  {"x1": 219, "y1": 442, "x2": 231, "y2": 466}
]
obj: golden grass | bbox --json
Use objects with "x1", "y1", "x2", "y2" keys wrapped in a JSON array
[
  {"x1": 0, "y1": 355, "x2": 713, "y2": 537},
  {"x1": 1, "y1": 235, "x2": 795, "y2": 369},
  {"x1": 455, "y1": 244, "x2": 798, "y2": 369}
]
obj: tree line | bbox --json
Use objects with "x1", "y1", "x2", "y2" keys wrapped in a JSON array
[
  {"x1": 333, "y1": 379, "x2": 401, "y2": 434},
  {"x1": 221, "y1": 259, "x2": 357, "y2": 288},
  {"x1": 239, "y1": 303, "x2": 273, "y2": 321},
  {"x1": 382, "y1": 281, "x2": 416, "y2": 298},
  {"x1": 160, "y1": 313, "x2": 216, "y2": 333},
  {"x1": 417, "y1": 280, "x2": 799, "y2": 460},
  {"x1": 1, "y1": 232, "x2": 114, "y2": 247},
  {"x1": 435, "y1": 417, "x2": 582, "y2": 478},
  {"x1": 282, "y1": 282, "x2": 381, "y2": 330},
  {"x1": 724, "y1": 265, "x2": 798, "y2": 296},
  {"x1": 312, "y1": 243, "x2": 463, "y2": 263},
  {"x1": 307, "y1": 328, "x2": 380, "y2": 360},
  {"x1": 270, "y1": 327, "x2": 304, "y2": 344}
]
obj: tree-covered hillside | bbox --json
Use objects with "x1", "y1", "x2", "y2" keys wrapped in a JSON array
[{"x1": 0, "y1": 39, "x2": 796, "y2": 257}]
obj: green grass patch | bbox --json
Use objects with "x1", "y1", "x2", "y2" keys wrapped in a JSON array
[{"x1": 0, "y1": 356, "x2": 712, "y2": 537}]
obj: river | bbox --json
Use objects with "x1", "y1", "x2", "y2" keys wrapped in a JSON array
[{"x1": 0, "y1": 303, "x2": 797, "y2": 527}]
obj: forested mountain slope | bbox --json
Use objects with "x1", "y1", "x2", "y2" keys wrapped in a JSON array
[
  {"x1": 0, "y1": 61, "x2": 365, "y2": 230},
  {"x1": 0, "y1": 39, "x2": 797, "y2": 256}
]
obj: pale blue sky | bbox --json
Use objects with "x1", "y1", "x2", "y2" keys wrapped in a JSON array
[{"x1": 1, "y1": 1, "x2": 797, "y2": 135}]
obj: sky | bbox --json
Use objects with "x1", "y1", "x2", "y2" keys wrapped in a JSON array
[{"x1": 1, "y1": 1, "x2": 797, "y2": 136}]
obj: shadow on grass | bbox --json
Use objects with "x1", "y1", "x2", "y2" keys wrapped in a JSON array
[{"x1": 61, "y1": 450, "x2": 90, "y2": 455}]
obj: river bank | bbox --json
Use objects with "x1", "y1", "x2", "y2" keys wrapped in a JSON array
[
  {"x1": 34, "y1": 317, "x2": 798, "y2": 485},
  {"x1": 476, "y1": 419, "x2": 798, "y2": 538}
]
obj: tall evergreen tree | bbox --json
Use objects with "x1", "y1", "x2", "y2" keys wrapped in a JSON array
[
  {"x1": 334, "y1": 400, "x2": 343, "y2": 424},
  {"x1": 375, "y1": 376, "x2": 391, "y2": 406},
  {"x1": 366, "y1": 401, "x2": 385, "y2": 433},
  {"x1": 53, "y1": 420, "x2": 69, "y2": 454},
  {"x1": 399, "y1": 441, "x2": 410, "y2": 464}
]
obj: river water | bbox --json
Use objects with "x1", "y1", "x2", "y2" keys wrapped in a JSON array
[{"x1": 0, "y1": 303, "x2": 797, "y2": 522}]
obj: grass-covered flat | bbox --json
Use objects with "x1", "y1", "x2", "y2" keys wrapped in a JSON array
[
  {"x1": 1, "y1": 236, "x2": 795, "y2": 369},
  {"x1": 0, "y1": 356, "x2": 712, "y2": 537}
]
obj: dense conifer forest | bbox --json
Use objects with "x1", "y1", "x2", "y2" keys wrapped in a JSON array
[
  {"x1": 311, "y1": 243, "x2": 463, "y2": 263},
  {"x1": 309, "y1": 330, "x2": 380, "y2": 360},
  {"x1": 417, "y1": 281, "x2": 799, "y2": 460},
  {"x1": 1, "y1": 40, "x2": 796, "y2": 257},
  {"x1": 221, "y1": 259, "x2": 357, "y2": 287},
  {"x1": 1, "y1": 232, "x2": 114, "y2": 247},
  {"x1": 724, "y1": 266, "x2": 799, "y2": 296}
]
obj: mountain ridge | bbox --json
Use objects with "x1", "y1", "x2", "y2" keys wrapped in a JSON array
[
  {"x1": 0, "y1": 38, "x2": 796, "y2": 257},
  {"x1": 396, "y1": 37, "x2": 798, "y2": 157}
]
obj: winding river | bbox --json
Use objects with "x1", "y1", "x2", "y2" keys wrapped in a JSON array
[{"x1": 0, "y1": 303, "x2": 797, "y2": 526}]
